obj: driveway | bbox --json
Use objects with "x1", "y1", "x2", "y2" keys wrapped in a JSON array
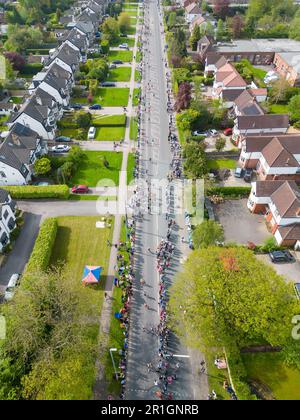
[
  {"x1": 214, "y1": 199, "x2": 269, "y2": 245},
  {"x1": 257, "y1": 253, "x2": 300, "y2": 285},
  {"x1": 0, "y1": 213, "x2": 41, "y2": 286}
]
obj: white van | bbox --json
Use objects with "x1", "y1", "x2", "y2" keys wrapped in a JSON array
[
  {"x1": 88, "y1": 126, "x2": 96, "y2": 140},
  {"x1": 4, "y1": 274, "x2": 20, "y2": 302}
]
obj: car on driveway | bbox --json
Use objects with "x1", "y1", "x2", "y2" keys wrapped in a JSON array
[
  {"x1": 119, "y1": 43, "x2": 129, "y2": 49},
  {"x1": 55, "y1": 135, "x2": 71, "y2": 142},
  {"x1": 70, "y1": 103, "x2": 83, "y2": 110},
  {"x1": 234, "y1": 167, "x2": 244, "y2": 178},
  {"x1": 4, "y1": 274, "x2": 20, "y2": 302},
  {"x1": 88, "y1": 126, "x2": 96, "y2": 140},
  {"x1": 109, "y1": 64, "x2": 117, "y2": 69},
  {"x1": 223, "y1": 128, "x2": 233, "y2": 136},
  {"x1": 269, "y1": 250, "x2": 294, "y2": 263},
  {"x1": 244, "y1": 168, "x2": 253, "y2": 182},
  {"x1": 51, "y1": 145, "x2": 70, "y2": 153},
  {"x1": 112, "y1": 60, "x2": 123, "y2": 64},
  {"x1": 71, "y1": 185, "x2": 89, "y2": 194},
  {"x1": 208, "y1": 129, "x2": 218, "y2": 137},
  {"x1": 89, "y1": 104, "x2": 102, "y2": 110},
  {"x1": 192, "y1": 130, "x2": 208, "y2": 137},
  {"x1": 100, "y1": 81, "x2": 116, "y2": 87}
]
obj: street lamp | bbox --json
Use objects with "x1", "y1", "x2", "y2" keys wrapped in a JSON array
[{"x1": 110, "y1": 348, "x2": 118, "y2": 380}]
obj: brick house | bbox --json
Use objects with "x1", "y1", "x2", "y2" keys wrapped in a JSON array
[{"x1": 273, "y1": 52, "x2": 300, "y2": 87}]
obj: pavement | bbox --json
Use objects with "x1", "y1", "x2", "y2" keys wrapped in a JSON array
[
  {"x1": 257, "y1": 253, "x2": 300, "y2": 285},
  {"x1": 125, "y1": 0, "x2": 207, "y2": 400}
]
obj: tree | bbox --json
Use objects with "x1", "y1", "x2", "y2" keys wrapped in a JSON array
[
  {"x1": 101, "y1": 17, "x2": 119, "y2": 43},
  {"x1": 190, "y1": 24, "x2": 201, "y2": 51},
  {"x1": 4, "y1": 25, "x2": 43, "y2": 53},
  {"x1": 269, "y1": 78, "x2": 291, "y2": 104},
  {"x1": 289, "y1": 11, "x2": 300, "y2": 40},
  {"x1": 176, "y1": 108, "x2": 200, "y2": 131},
  {"x1": 213, "y1": 0, "x2": 230, "y2": 19},
  {"x1": 288, "y1": 94, "x2": 300, "y2": 121},
  {"x1": 183, "y1": 142, "x2": 208, "y2": 178},
  {"x1": 232, "y1": 14, "x2": 244, "y2": 38},
  {"x1": 74, "y1": 111, "x2": 92, "y2": 128},
  {"x1": 169, "y1": 247, "x2": 300, "y2": 352},
  {"x1": 34, "y1": 158, "x2": 51, "y2": 176},
  {"x1": 118, "y1": 12, "x2": 130, "y2": 34},
  {"x1": 3, "y1": 52, "x2": 25, "y2": 71},
  {"x1": 215, "y1": 136, "x2": 226, "y2": 152},
  {"x1": 175, "y1": 82, "x2": 192, "y2": 112},
  {"x1": 193, "y1": 221, "x2": 224, "y2": 248},
  {"x1": 216, "y1": 19, "x2": 226, "y2": 40}
]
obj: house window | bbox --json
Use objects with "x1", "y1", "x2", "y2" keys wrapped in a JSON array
[{"x1": 3, "y1": 210, "x2": 8, "y2": 220}]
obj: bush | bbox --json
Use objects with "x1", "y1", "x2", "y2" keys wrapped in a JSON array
[
  {"x1": 23, "y1": 218, "x2": 58, "y2": 279},
  {"x1": 19, "y1": 63, "x2": 43, "y2": 75},
  {"x1": 101, "y1": 39, "x2": 109, "y2": 54},
  {"x1": 2, "y1": 185, "x2": 70, "y2": 199},
  {"x1": 207, "y1": 186, "x2": 251, "y2": 198}
]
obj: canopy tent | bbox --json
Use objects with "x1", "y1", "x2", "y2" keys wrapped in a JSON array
[{"x1": 82, "y1": 265, "x2": 103, "y2": 285}]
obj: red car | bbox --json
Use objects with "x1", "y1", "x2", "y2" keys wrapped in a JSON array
[
  {"x1": 223, "y1": 128, "x2": 233, "y2": 136},
  {"x1": 71, "y1": 185, "x2": 89, "y2": 194}
]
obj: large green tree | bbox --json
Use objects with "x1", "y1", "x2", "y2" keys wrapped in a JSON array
[
  {"x1": 183, "y1": 142, "x2": 208, "y2": 179},
  {"x1": 170, "y1": 247, "x2": 300, "y2": 354},
  {"x1": 193, "y1": 221, "x2": 224, "y2": 248},
  {"x1": 101, "y1": 17, "x2": 119, "y2": 43},
  {"x1": 288, "y1": 94, "x2": 300, "y2": 121},
  {"x1": 118, "y1": 12, "x2": 131, "y2": 34}
]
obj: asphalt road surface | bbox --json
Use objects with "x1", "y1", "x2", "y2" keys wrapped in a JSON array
[{"x1": 125, "y1": 0, "x2": 207, "y2": 400}]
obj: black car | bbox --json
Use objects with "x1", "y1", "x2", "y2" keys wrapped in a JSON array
[
  {"x1": 269, "y1": 250, "x2": 294, "y2": 263},
  {"x1": 100, "y1": 82, "x2": 116, "y2": 87},
  {"x1": 112, "y1": 60, "x2": 123, "y2": 65},
  {"x1": 244, "y1": 168, "x2": 253, "y2": 182},
  {"x1": 70, "y1": 103, "x2": 83, "y2": 110}
]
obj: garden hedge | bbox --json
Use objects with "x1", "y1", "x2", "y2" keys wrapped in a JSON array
[
  {"x1": 207, "y1": 186, "x2": 251, "y2": 198},
  {"x1": 2, "y1": 185, "x2": 70, "y2": 200},
  {"x1": 22, "y1": 218, "x2": 58, "y2": 282},
  {"x1": 20, "y1": 63, "x2": 44, "y2": 75}
]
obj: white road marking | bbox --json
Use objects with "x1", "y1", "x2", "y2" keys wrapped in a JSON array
[{"x1": 173, "y1": 354, "x2": 190, "y2": 358}]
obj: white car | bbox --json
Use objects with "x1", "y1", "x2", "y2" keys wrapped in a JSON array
[
  {"x1": 51, "y1": 145, "x2": 70, "y2": 153},
  {"x1": 119, "y1": 43, "x2": 129, "y2": 49},
  {"x1": 192, "y1": 130, "x2": 208, "y2": 137},
  {"x1": 209, "y1": 129, "x2": 218, "y2": 137},
  {"x1": 88, "y1": 126, "x2": 96, "y2": 140},
  {"x1": 4, "y1": 274, "x2": 20, "y2": 302}
]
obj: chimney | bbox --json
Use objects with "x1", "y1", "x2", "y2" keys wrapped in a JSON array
[{"x1": 296, "y1": 208, "x2": 300, "y2": 217}]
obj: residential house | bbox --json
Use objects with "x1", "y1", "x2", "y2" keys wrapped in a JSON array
[
  {"x1": 239, "y1": 134, "x2": 300, "y2": 181},
  {"x1": 0, "y1": 188, "x2": 17, "y2": 252},
  {"x1": 46, "y1": 42, "x2": 81, "y2": 75},
  {"x1": 204, "y1": 53, "x2": 227, "y2": 76},
  {"x1": 0, "y1": 123, "x2": 47, "y2": 186},
  {"x1": 273, "y1": 52, "x2": 300, "y2": 87},
  {"x1": 233, "y1": 90, "x2": 264, "y2": 117},
  {"x1": 248, "y1": 88, "x2": 267, "y2": 103},
  {"x1": 189, "y1": 14, "x2": 216, "y2": 33},
  {"x1": 232, "y1": 114, "x2": 289, "y2": 145},
  {"x1": 247, "y1": 180, "x2": 300, "y2": 246},
  {"x1": 185, "y1": 3, "x2": 202, "y2": 24},
  {"x1": 212, "y1": 62, "x2": 247, "y2": 99}
]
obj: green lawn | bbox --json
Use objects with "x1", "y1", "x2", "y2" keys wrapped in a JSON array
[
  {"x1": 107, "y1": 67, "x2": 132, "y2": 82},
  {"x1": 136, "y1": 50, "x2": 142, "y2": 63},
  {"x1": 126, "y1": 26, "x2": 136, "y2": 35},
  {"x1": 206, "y1": 351, "x2": 230, "y2": 400},
  {"x1": 71, "y1": 151, "x2": 123, "y2": 186},
  {"x1": 49, "y1": 216, "x2": 114, "y2": 399},
  {"x1": 132, "y1": 87, "x2": 141, "y2": 106},
  {"x1": 269, "y1": 104, "x2": 289, "y2": 114},
  {"x1": 130, "y1": 116, "x2": 138, "y2": 141},
  {"x1": 95, "y1": 125, "x2": 125, "y2": 141},
  {"x1": 111, "y1": 36, "x2": 135, "y2": 47},
  {"x1": 243, "y1": 353, "x2": 300, "y2": 400},
  {"x1": 207, "y1": 159, "x2": 237, "y2": 170},
  {"x1": 59, "y1": 128, "x2": 87, "y2": 139},
  {"x1": 10, "y1": 96, "x2": 23, "y2": 104},
  {"x1": 135, "y1": 69, "x2": 141, "y2": 82},
  {"x1": 92, "y1": 114, "x2": 126, "y2": 126},
  {"x1": 108, "y1": 50, "x2": 133, "y2": 63},
  {"x1": 74, "y1": 88, "x2": 130, "y2": 107}
]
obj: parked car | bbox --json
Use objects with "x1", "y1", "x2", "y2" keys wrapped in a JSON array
[
  {"x1": 95, "y1": 32, "x2": 101, "y2": 38},
  {"x1": 294, "y1": 283, "x2": 300, "y2": 299},
  {"x1": 243, "y1": 168, "x2": 253, "y2": 182},
  {"x1": 4, "y1": 274, "x2": 20, "y2": 302},
  {"x1": 55, "y1": 136, "x2": 71, "y2": 142},
  {"x1": 88, "y1": 126, "x2": 96, "y2": 140},
  {"x1": 51, "y1": 145, "x2": 70, "y2": 153},
  {"x1": 70, "y1": 103, "x2": 83, "y2": 110},
  {"x1": 89, "y1": 104, "x2": 102, "y2": 110},
  {"x1": 109, "y1": 64, "x2": 117, "y2": 69},
  {"x1": 112, "y1": 60, "x2": 123, "y2": 64},
  {"x1": 119, "y1": 43, "x2": 129, "y2": 49},
  {"x1": 269, "y1": 250, "x2": 294, "y2": 263},
  {"x1": 120, "y1": 33, "x2": 128, "y2": 38},
  {"x1": 223, "y1": 128, "x2": 233, "y2": 136},
  {"x1": 192, "y1": 130, "x2": 208, "y2": 137},
  {"x1": 35, "y1": 182, "x2": 50, "y2": 186},
  {"x1": 71, "y1": 185, "x2": 89, "y2": 194},
  {"x1": 100, "y1": 82, "x2": 116, "y2": 87},
  {"x1": 208, "y1": 129, "x2": 218, "y2": 137},
  {"x1": 234, "y1": 167, "x2": 244, "y2": 178}
]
